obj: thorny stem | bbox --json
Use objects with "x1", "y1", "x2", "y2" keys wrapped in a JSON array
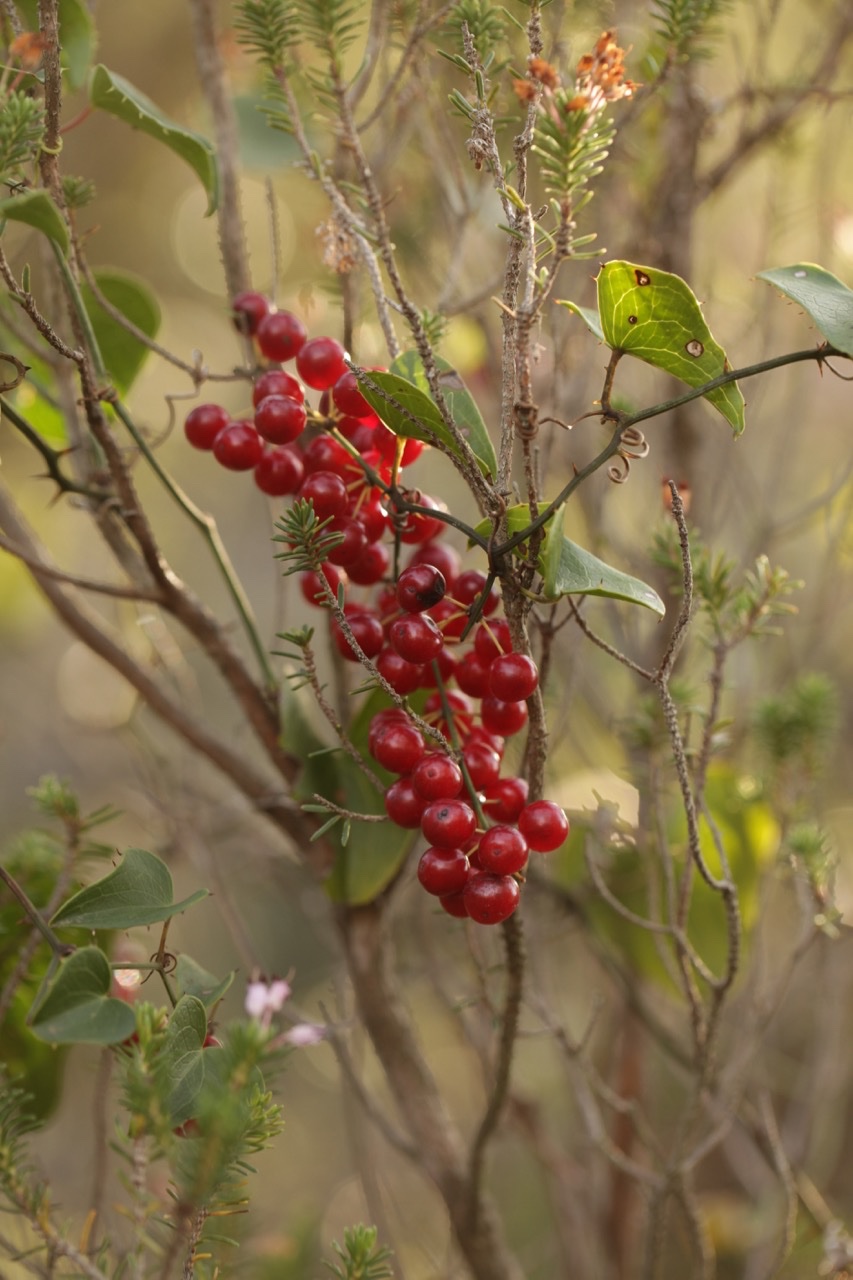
[{"x1": 298, "y1": 642, "x2": 385, "y2": 790}]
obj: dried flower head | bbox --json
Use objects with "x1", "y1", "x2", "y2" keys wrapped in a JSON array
[
  {"x1": 575, "y1": 30, "x2": 637, "y2": 110},
  {"x1": 528, "y1": 57, "x2": 560, "y2": 90},
  {"x1": 316, "y1": 216, "x2": 357, "y2": 274}
]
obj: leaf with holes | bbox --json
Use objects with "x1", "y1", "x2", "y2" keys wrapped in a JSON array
[
  {"x1": 596, "y1": 260, "x2": 745, "y2": 434},
  {"x1": 30, "y1": 947, "x2": 136, "y2": 1044},
  {"x1": 90, "y1": 65, "x2": 218, "y2": 214},
  {"x1": 756, "y1": 263, "x2": 853, "y2": 357},
  {"x1": 0, "y1": 190, "x2": 68, "y2": 253},
  {"x1": 51, "y1": 847, "x2": 208, "y2": 930}
]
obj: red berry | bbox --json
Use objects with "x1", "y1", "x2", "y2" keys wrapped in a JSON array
[
  {"x1": 418, "y1": 644, "x2": 458, "y2": 688},
  {"x1": 254, "y1": 446, "x2": 305, "y2": 496},
  {"x1": 418, "y1": 847, "x2": 470, "y2": 896},
  {"x1": 398, "y1": 494, "x2": 445, "y2": 544},
  {"x1": 212, "y1": 420, "x2": 264, "y2": 470},
  {"x1": 518, "y1": 801, "x2": 569, "y2": 852},
  {"x1": 326, "y1": 516, "x2": 369, "y2": 568},
  {"x1": 256, "y1": 310, "x2": 307, "y2": 362},
  {"x1": 454, "y1": 571, "x2": 500, "y2": 615},
  {"x1": 396, "y1": 564, "x2": 447, "y2": 614},
  {"x1": 375, "y1": 647, "x2": 425, "y2": 695},
  {"x1": 346, "y1": 540, "x2": 390, "y2": 586},
  {"x1": 477, "y1": 826, "x2": 528, "y2": 875},
  {"x1": 368, "y1": 707, "x2": 410, "y2": 755},
  {"x1": 332, "y1": 369, "x2": 375, "y2": 419},
  {"x1": 231, "y1": 290, "x2": 270, "y2": 336},
  {"x1": 296, "y1": 336, "x2": 348, "y2": 390},
  {"x1": 411, "y1": 753, "x2": 464, "y2": 801},
  {"x1": 389, "y1": 613, "x2": 444, "y2": 665},
  {"x1": 301, "y1": 434, "x2": 352, "y2": 477},
  {"x1": 385, "y1": 777, "x2": 428, "y2": 828},
  {"x1": 255, "y1": 394, "x2": 307, "y2": 445},
  {"x1": 439, "y1": 888, "x2": 470, "y2": 919},
  {"x1": 482, "y1": 777, "x2": 529, "y2": 824},
  {"x1": 463, "y1": 872, "x2": 520, "y2": 924},
  {"x1": 332, "y1": 608, "x2": 384, "y2": 661},
  {"x1": 184, "y1": 403, "x2": 230, "y2": 450},
  {"x1": 462, "y1": 739, "x2": 501, "y2": 790},
  {"x1": 474, "y1": 620, "x2": 513, "y2": 664},
  {"x1": 408, "y1": 541, "x2": 460, "y2": 588},
  {"x1": 298, "y1": 471, "x2": 350, "y2": 522},
  {"x1": 424, "y1": 689, "x2": 474, "y2": 739},
  {"x1": 489, "y1": 653, "x2": 539, "y2": 701},
  {"x1": 371, "y1": 720, "x2": 425, "y2": 774},
  {"x1": 421, "y1": 799, "x2": 476, "y2": 849},
  {"x1": 252, "y1": 368, "x2": 304, "y2": 406},
  {"x1": 299, "y1": 564, "x2": 345, "y2": 607},
  {"x1": 481, "y1": 695, "x2": 529, "y2": 737},
  {"x1": 454, "y1": 651, "x2": 492, "y2": 699}
]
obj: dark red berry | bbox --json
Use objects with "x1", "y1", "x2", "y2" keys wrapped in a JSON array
[
  {"x1": 463, "y1": 872, "x2": 520, "y2": 924},
  {"x1": 301, "y1": 435, "x2": 352, "y2": 477},
  {"x1": 256, "y1": 310, "x2": 307, "y2": 362},
  {"x1": 255, "y1": 395, "x2": 307, "y2": 445},
  {"x1": 231, "y1": 290, "x2": 270, "y2": 336},
  {"x1": 454, "y1": 651, "x2": 492, "y2": 699},
  {"x1": 385, "y1": 777, "x2": 428, "y2": 828},
  {"x1": 474, "y1": 620, "x2": 513, "y2": 664},
  {"x1": 518, "y1": 801, "x2": 569, "y2": 852},
  {"x1": 332, "y1": 608, "x2": 384, "y2": 661},
  {"x1": 296, "y1": 336, "x2": 348, "y2": 390},
  {"x1": 184, "y1": 403, "x2": 230, "y2": 450},
  {"x1": 389, "y1": 613, "x2": 444, "y2": 665},
  {"x1": 346, "y1": 540, "x2": 390, "y2": 586},
  {"x1": 398, "y1": 494, "x2": 445, "y2": 544},
  {"x1": 481, "y1": 695, "x2": 529, "y2": 737},
  {"x1": 326, "y1": 516, "x2": 369, "y2": 568},
  {"x1": 424, "y1": 689, "x2": 474, "y2": 739},
  {"x1": 454, "y1": 570, "x2": 500, "y2": 615},
  {"x1": 298, "y1": 471, "x2": 350, "y2": 522},
  {"x1": 375, "y1": 647, "x2": 425, "y2": 695},
  {"x1": 477, "y1": 826, "x2": 529, "y2": 875},
  {"x1": 418, "y1": 847, "x2": 470, "y2": 896},
  {"x1": 252, "y1": 368, "x2": 304, "y2": 407},
  {"x1": 418, "y1": 645, "x2": 458, "y2": 688},
  {"x1": 482, "y1": 777, "x2": 529, "y2": 823},
  {"x1": 421, "y1": 799, "x2": 476, "y2": 849},
  {"x1": 462, "y1": 739, "x2": 501, "y2": 790},
  {"x1": 411, "y1": 753, "x2": 464, "y2": 801},
  {"x1": 396, "y1": 564, "x2": 447, "y2": 614},
  {"x1": 332, "y1": 369, "x2": 375, "y2": 419},
  {"x1": 408, "y1": 541, "x2": 460, "y2": 588},
  {"x1": 212, "y1": 421, "x2": 264, "y2": 470},
  {"x1": 254, "y1": 446, "x2": 305, "y2": 496},
  {"x1": 299, "y1": 564, "x2": 344, "y2": 607},
  {"x1": 371, "y1": 721, "x2": 425, "y2": 774},
  {"x1": 489, "y1": 653, "x2": 539, "y2": 701},
  {"x1": 368, "y1": 708, "x2": 410, "y2": 755},
  {"x1": 439, "y1": 888, "x2": 470, "y2": 918}
]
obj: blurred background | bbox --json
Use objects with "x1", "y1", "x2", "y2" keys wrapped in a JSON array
[{"x1": 2, "y1": 0, "x2": 853, "y2": 1275}]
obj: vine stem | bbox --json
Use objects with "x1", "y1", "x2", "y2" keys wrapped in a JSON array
[{"x1": 0, "y1": 865, "x2": 72, "y2": 956}]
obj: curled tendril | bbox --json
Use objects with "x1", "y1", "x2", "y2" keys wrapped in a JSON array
[
  {"x1": 0, "y1": 351, "x2": 29, "y2": 393},
  {"x1": 607, "y1": 426, "x2": 650, "y2": 485},
  {"x1": 150, "y1": 950, "x2": 177, "y2": 974}
]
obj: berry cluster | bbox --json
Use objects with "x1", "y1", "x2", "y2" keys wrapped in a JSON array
[{"x1": 184, "y1": 291, "x2": 569, "y2": 924}]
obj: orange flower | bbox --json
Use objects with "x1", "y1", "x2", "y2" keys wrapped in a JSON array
[
  {"x1": 528, "y1": 57, "x2": 560, "y2": 90},
  {"x1": 512, "y1": 78, "x2": 537, "y2": 103}
]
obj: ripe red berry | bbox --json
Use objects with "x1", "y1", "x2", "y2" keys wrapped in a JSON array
[
  {"x1": 332, "y1": 368, "x2": 375, "y2": 419},
  {"x1": 482, "y1": 777, "x2": 529, "y2": 823},
  {"x1": 408, "y1": 541, "x2": 460, "y2": 588},
  {"x1": 254, "y1": 446, "x2": 305, "y2": 496},
  {"x1": 212, "y1": 421, "x2": 264, "y2": 470},
  {"x1": 371, "y1": 720, "x2": 425, "y2": 774},
  {"x1": 375, "y1": 647, "x2": 425, "y2": 695},
  {"x1": 396, "y1": 564, "x2": 447, "y2": 613},
  {"x1": 474, "y1": 620, "x2": 513, "y2": 664},
  {"x1": 255, "y1": 394, "x2": 307, "y2": 445},
  {"x1": 481, "y1": 695, "x2": 529, "y2": 737},
  {"x1": 398, "y1": 494, "x2": 445, "y2": 545},
  {"x1": 411, "y1": 753, "x2": 464, "y2": 801},
  {"x1": 463, "y1": 872, "x2": 520, "y2": 925},
  {"x1": 184, "y1": 403, "x2": 231, "y2": 450},
  {"x1": 454, "y1": 651, "x2": 492, "y2": 699},
  {"x1": 462, "y1": 739, "x2": 501, "y2": 790},
  {"x1": 518, "y1": 801, "x2": 569, "y2": 852},
  {"x1": 299, "y1": 564, "x2": 345, "y2": 607},
  {"x1": 439, "y1": 888, "x2": 470, "y2": 919},
  {"x1": 301, "y1": 434, "x2": 352, "y2": 477},
  {"x1": 346, "y1": 540, "x2": 390, "y2": 586},
  {"x1": 252, "y1": 368, "x2": 304, "y2": 407},
  {"x1": 418, "y1": 847, "x2": 470, "y2": 896},
  {"x1": 231, "y1": 290, "x2": 270, "y2": 336},
  {"x1": 421, "y1": 799, "x2": 476, "y2": 848},
  {"x1": 368, "y1": 707, "x2": 410, "y2": 755},
  {"x1": 256, "y1": 310, "x2": 307, "y2": 362},
  {"x1": 298, "y1": 471, "x2": 350, "y2": 522},
  {"x1": 385, "y1": 777, "x2": 428, "y2": 828},
  {"x1": 477, "y1": 826, "x2": 529, "y2": 876},
  {"x1": 489, "y1": 653, "x2": 539, "y2": 702},
  {"x1": 325, "y1": 516, "x2": 369, "y2": 568},
  {"x1": 453, "y1": 570, "x2": 500, "y2": 616},
  {"x1": 296, "y1": 336, "x2": 348, "y2": 390},
  {"x1": 332, "y1": 608, "x2": 384, "y2": 661},
  {"x1": 389, "y1": 614, "x2": 444, "y2": 665}
]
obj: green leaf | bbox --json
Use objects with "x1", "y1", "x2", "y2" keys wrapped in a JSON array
[
  {"x1": 89, "y1": 65, "x2": 218, "y2": 215},
  {"x1": 15, "y1": 0, "x2": 96, "y2": 90},
  {"x1": 50, "y1": 847, "x2": 209, "y2": 930},
  {"x1": 473, "y1": 504, "x2": 665, "y2": 614},
  {"x1": 359, "y1": 351, "x2": 497, "y2": 479},
  {"x1": 161, "y1": 994, "x2": 207, "y2": 1125},
  {"x1": 29, "y1": 947, "x2": 136, "y2": 1044},
  {"x1": 597, "y1": 260, "x2": 745, "y2": 434},
  {"x1": 0, "y1": 189, "x2": 68, "y2": 254},
  {"x1": 81, "y1": 268, "x2": 161, "y2": 394},
  {"x1": 557, "y1": 299, "x2": 604, "y2": 342},
  {"x1": 756, "y1": 263, "x2": 853, "y2": 357},
  {"x1": 173, "y1": 955, "x2": 234, "y2": 1011}
]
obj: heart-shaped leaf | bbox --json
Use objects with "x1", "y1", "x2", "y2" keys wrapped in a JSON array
[
  {"x1": 173, "y1": 955, "x2": 234, "y2": 1010},
  {"x1": 51, "y1": 847, "x2": 208, "y2": 930},
  {"x1": 473, "y1": 504, "x2": 664, "y2": 614},
  {"x1": 81, "y1": 268, "x2": 161, "y2": 394},
  {"x1": 358, "y1": 353, "x2": 497, "y2": 479},
  {"x1": 596, "y1": 260, "x2": 745, "y2": 434},
  {"x1": 756, "y1": 263, "x2": 853, "y2": 356},
  {"x1": 0, "y1": 189, "x2": 68, "y2": 253},
  {"x1": 160, "y1": 994, "x2": 208, "y2": 1125},
  {"x1": 89, "y1": 65, "x2": 218, "y2": 215},
  {"x1": 29, "y1": 947, "x2": 136, "y2": 1044}
]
